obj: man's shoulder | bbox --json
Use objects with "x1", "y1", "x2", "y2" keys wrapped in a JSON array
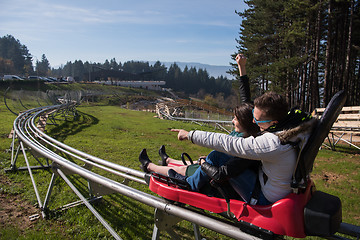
[
  {"x1": 253, "y1": 132, "x2": 282, "y2": 145},
  {"x1": 258, "y1": 132, "x2": 279, "y2": 138}
]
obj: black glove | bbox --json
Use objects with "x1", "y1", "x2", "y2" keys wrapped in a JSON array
[
  {"x1": 201, "y1": 157, "x2": 260, "y2": 183},
  {"x1": 201, "y1": 162, "x2": 227, "y2": 182}
]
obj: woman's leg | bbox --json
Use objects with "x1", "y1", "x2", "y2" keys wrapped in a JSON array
[
  {"x1": 139, "y1": 149, "x2": 187, "y2": 175},
  {"x1": 185, "y1": 166, "x2": 208, "y2": 191},
  {"x1": 147, "y1": 163, "x2": 187, "y2": 176},
  {"x1": 166, "y1": 158, "x2": 193, "y2": 165}
]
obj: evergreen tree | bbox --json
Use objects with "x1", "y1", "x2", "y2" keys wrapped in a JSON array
[
  {"x1": 110, "y1": 58, "x2": 119, "y2": 70},
  {"x1": 62, "y1": 61, "x2": 73, "y2": 78},
  {"x1": 0, "y1": 35, "x2": 33, "y2": 75},
  {"x1": 73, "y1": 60, "x2": 85, "y2": 81},
  {"x1": 103, "y1": 59, "x2": 111, "y2": 70},
  {"x1": 232, "y1": 0, "x2": 359, "y2": 109},
  {"x1": 36, "y1": 54, "x2": 50, "y2": 76},
  {"x1": 0, "y1": 57, "x2": 15, "y2": 74},
  {"x1": 165, "y1": 63, "x2": 182, "y2": 90}
]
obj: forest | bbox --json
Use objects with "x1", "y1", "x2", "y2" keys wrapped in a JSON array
[
  {"x1": 0, "y1": 35, "x2": 232, "y2": 99},
  {"x1": 1, "y1": 0, "x2": 359, "y2": 111},
  {"x1": 230, "y1": 0, "x2": 359, "y2": 110}
]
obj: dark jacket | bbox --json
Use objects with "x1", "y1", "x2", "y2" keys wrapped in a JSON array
[{"x1": 238, "y1": 75, "x2": 251, "y2": 104}]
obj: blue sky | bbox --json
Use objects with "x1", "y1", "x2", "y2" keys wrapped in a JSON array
[{"x1": 0, "y1": 0, "x2": 247, "y2": 68}]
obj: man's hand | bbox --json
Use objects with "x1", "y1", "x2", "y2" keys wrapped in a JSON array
[{"x1": 171, "y1": 129, "x2": 189, "y2": 141}]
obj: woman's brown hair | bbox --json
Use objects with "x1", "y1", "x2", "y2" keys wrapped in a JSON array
[{"x1": 234, "y1": 103, "x2": 260, "y2": 137}]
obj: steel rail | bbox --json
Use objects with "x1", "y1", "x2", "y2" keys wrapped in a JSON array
[
  {"x1": 156, "y1": 104, "x2": 234, "y2": 135},
  {"x1": 15, "y1": 106, "x2": 143, "y2": 185},
  {"x1": 4, "y1": 87, "x2": 19, "y2": 115},
  {"x1": 12, "y1": 104, "x2": 262, "y2": 240},
  {"x1": 29, "y1": 106, "x2": 146, "y2": 181},
  {"x1": 25, "y1": 108, "x2": 145, "y2": 184}
]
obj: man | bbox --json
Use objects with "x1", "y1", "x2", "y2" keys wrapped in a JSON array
[{"x1": 172, "y1": 91, "x2": 315, "y2": 205}]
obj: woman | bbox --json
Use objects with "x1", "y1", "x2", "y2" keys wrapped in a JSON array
[{"x1": 139, "y1": 103, "x2": 260, "y2": 192}]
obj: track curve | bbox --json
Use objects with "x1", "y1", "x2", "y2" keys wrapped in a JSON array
[{"x1": 10, "y1": 102, "x2": 262, "y2": 240}]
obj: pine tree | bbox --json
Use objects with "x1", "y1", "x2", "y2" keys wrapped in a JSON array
[
  {"x1": 0, "y1": 35, "x2": 33, "y2": 75},
  {"x1": 36, "y1": 54, "x2": 50, "y2": 76}
]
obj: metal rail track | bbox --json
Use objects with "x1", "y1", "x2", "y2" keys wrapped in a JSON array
[
  {"x1": 156, "y1": 102, "x2": 233, "y2": 133},
  {"x1": 6, "y1": 96, "x2": 359, "y2": 240},
  {"x1": 8, "y1": 103, "x2": 265, "y2": 240}
]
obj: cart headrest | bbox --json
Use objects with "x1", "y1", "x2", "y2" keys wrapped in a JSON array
[{"x1": 294, "y1": 90, "x2": 347, "y2": 184}]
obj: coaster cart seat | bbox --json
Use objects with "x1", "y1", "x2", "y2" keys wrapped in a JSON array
[{"x1": 148, "y1": 91, "x2": 346, "y2": 238}]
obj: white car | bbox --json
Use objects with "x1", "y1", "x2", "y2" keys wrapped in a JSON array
[{"x1": 3, "y1": 75, "x2": 24, "y2": 80}]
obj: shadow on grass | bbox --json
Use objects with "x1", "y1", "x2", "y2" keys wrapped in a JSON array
[
  {"x1": 45, "y1": 177, "x2": 155, "y2": 238},
  {"x1": 98, "y1": 193, "x2": 195, "y2": 239},
  {"x1": 46, "y1": 111, "x2": 99, "y2": 143},
  {"x1": 45, "y1": 174, "x2": 196, "y2": 239}
]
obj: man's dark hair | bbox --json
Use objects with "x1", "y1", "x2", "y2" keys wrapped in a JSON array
[{"x1": 254, "y1": 91, "x2": 288, "y2": 122}]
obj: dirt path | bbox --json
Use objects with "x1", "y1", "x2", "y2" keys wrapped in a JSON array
[{"x1": 0, "y1": 175, "x2": 39, "y2": 231}]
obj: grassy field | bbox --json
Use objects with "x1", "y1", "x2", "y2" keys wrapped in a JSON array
[{"x1": 0, "y1": 88, "x2": 359, "y2": 239}]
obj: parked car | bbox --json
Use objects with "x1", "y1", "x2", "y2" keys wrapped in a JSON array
[
  {"x1": 67, "y1": 76, "x2": 74, "y2": 82},
  {"x1": 27, "y1": 76, "x2": 54, "y2": 82},
  {"x1": 47, "y1": 77, "x2": 57, "y2": 82},
  {"x1": 3, "y1": 75, "x2": 24, "y2": 81},
  {"x1": 40, "y1": 77, "x2": 55, "y2": 82},
  {"x1": 28, "y1": 76, "x2": 40, "y2": 80}
]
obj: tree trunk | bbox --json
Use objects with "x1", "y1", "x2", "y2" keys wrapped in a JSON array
[
  {"x1": 343, "y1": 0, "x2": 354, "y2": 105},
  {"x1": 324, "y1": 0, "x2": 333, "y2": 105},
  {"x1": 311, "y1": 0, "x2": 322, "y2": 109},
  {"x1": 300, "y1": 20, "x2": 311, "y2": 110}
]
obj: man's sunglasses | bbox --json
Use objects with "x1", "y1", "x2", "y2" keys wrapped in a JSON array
[{"x1": 252, "y1": 109, "x2": 273, "y2": 124}]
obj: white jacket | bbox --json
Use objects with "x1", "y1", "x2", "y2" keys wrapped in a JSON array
[{"x1": 188, "y1": 127, "x2": 313, "y2": 203}]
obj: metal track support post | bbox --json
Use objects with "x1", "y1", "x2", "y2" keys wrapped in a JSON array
[
  {"x1": 152, "y1": 208, "x2": 203, "y2": 240},
  {"x1": 10, "y1": 141, "x2": 21, "y2": 170},
  {"x1": 20, "y1": 141, "x2": 45, "y2": 217},
  {"x1": 55, "y1": 167, "x2": 122, "y2": 240},
  {"x1": 42, "y1": 172, "x2": 57, "y2": 217}
]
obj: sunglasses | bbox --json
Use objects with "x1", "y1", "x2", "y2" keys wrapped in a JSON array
[{"x1": 252, "y1": 109, "x2": 273, "y2": 125}]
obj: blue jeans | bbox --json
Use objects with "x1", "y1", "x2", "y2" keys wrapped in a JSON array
[
  {"x1": 186, "y1": 150, "x2": 231, "y2": 191},
  {"x1": 229, "y1": 169, "x2": 271, "y2": 205},
  {"x1": 186, "y1": 150, "x2": 271, "y2": 205}
]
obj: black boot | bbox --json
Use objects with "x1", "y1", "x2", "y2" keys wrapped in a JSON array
[
  {"x1": 158, "y1": 145, "x2": 169, "y2": 166},
  {"x1": 168, "y1": 169, "x2": 187, "y2": 182},
  {"x1": 139, "y1": 149, "x2": 152, "y2": 173}
]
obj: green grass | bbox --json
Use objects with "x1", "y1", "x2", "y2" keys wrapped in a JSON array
[
  {"x1": 311, "y1": 149, "x2": 360, "y2": 225},
  {"x1": 0, "y1": 97, "x2": 226, "y2": 239},
  {"x1": 0, "y1": 89, "x2": 359, "y2": 239}
]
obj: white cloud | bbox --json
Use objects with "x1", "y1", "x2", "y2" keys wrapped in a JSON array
[{"x1": 0, "y1": 0, "x2": 246, "y2": 66}]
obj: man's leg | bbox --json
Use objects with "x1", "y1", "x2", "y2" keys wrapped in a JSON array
[{"x1": 186, "y1": 151, "x2": 231, "y2": 191}]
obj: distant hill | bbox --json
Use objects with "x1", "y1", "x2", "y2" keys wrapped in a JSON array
[{"x1": 150, "y1": 61, "x2": 234, "y2": 80}]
